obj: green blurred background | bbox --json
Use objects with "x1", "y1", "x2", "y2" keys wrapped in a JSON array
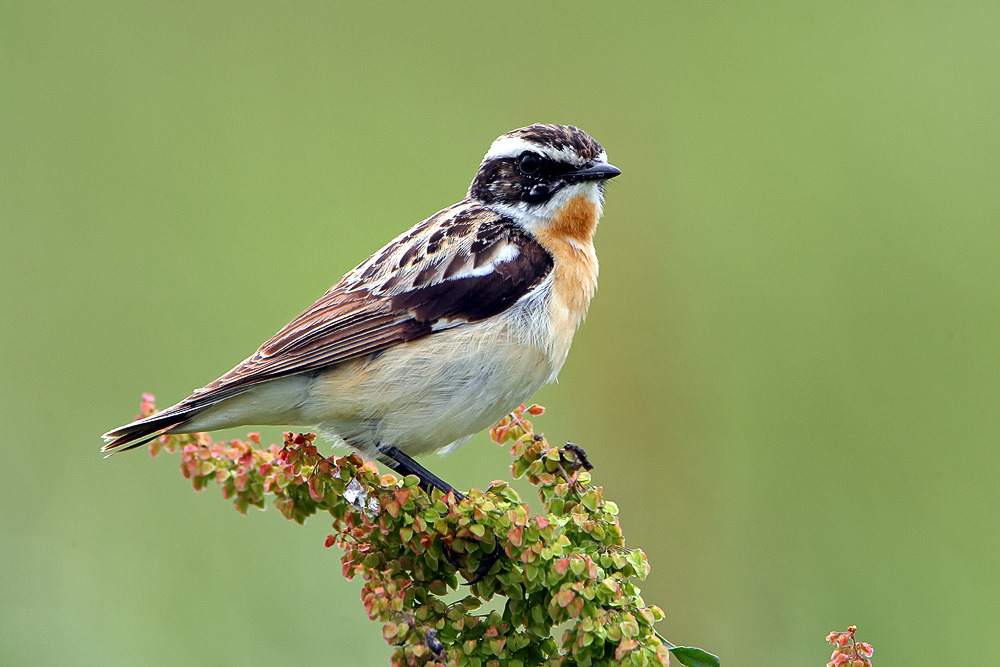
[{"x1": 3, "y1": 2, "x2": 999, "y2": 665}]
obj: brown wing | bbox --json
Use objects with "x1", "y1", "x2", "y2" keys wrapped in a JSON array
[
  {"x1": 102, "y1": 202, "x2": 553, "y2": 452},
  {"x1": 181, "y1": 202, "x2": 553, "y2": 409}
]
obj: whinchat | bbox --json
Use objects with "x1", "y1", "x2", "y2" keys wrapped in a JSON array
[{"x1": 104, "y1": 124, "x2": 621, "y2": 494}]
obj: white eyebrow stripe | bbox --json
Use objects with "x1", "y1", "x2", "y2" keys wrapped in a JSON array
[
  {"x1": 483, "y1": 136, "x2": 585, "y2": 165},
  {"x1": 483, "y1": 136, "x2": 542, "y2": 160}
]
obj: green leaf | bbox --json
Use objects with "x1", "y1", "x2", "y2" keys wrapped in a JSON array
[
  {"x1": 667, "y1": 647, "x2": 720, "y2": 667},
  {"x1": 654, "y1": 632, "x2": 720, "y2": 667},
  {"x1": 153, "y1": 402, "x2": 726, "y2": 667}
]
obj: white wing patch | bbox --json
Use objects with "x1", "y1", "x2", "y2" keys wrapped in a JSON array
[
  {"x1": 340, "y1": 202, "x2": 534, "y2": 300},
  {"x1": 494, "y1": 243, "x2": 520, "y2": 263},
  {"x1": 447, "y1": 244, "x2": 520, "y2": 280},
  {"x1": 430, "y1": 318, "x2": 465, "y2": 332}
]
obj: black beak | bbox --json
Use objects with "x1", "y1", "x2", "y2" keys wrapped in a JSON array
[{"x1": 564, "y1": 161, "x2": 622, "y2": 183}]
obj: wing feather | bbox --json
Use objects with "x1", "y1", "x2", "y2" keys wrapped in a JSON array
[{"x1": 174, "y1": 202, "x2": 553, "y2": 413}]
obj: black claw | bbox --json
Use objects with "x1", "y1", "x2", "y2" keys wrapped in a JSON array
[
  {"x1": 444, "y1": 535, "x2": 503, "y2": 584},
  {"x1": 442, "y1": 544, "x2": 462, "y2": 571},
  {"x1": 424, "y1": 628, "x2": 445, "y2": 657},
  {"x1": 466, "y1": 536, "x2": 504, "y2": 585},
  {"x1": 564, "y1": 442, "x2": 594, "y2": 471}
]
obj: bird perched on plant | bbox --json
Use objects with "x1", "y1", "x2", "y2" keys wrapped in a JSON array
[{"x1": 103, "y1": 124, "x2": 620, "y2": 495}]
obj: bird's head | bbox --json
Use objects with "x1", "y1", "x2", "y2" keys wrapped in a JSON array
[{"x1": 469, "y1": 124, "x2": 621, "y2": 232}]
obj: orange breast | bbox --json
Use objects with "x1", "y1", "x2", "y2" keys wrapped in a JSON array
[{"x1": 534, "y1": 195, "x2": 601, "y2": 369}]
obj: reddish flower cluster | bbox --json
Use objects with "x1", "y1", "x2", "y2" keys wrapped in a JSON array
[
  {"x1": 826, "y1": 626, "x2": 874, "y2": 667},
  {"x1": 136, "y1": 396, "x2": 718, "y2": 667}
]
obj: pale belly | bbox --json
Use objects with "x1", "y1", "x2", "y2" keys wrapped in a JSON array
[{"x1": 301, "y1": 321, "x2": 553, "y2": 457}]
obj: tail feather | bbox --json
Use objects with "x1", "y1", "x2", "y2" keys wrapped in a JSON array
[
  {"x1": 101, "y1": 407, "x2": 196, "y2": 455},
  {"x1": 103, "y1": 381, "x2": 283, "y2": 455},
  {"x1": 102, "y1": 432, "x2": 168, "y2": 456}
]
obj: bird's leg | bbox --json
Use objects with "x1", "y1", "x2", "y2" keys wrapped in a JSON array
[
  {"x1": 377, "y1": 445, "x2": 463, "y2": 499},
  {"x1": 467, "y1": 536, "x2": 504, "y2": 585},
  {"x1": 375, "y1": 445, "x2": 503, "y2": 583}
]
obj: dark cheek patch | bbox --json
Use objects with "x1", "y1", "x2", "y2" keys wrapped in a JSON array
[
  {"x1": 469, "y1": 125, "x2": 607, "y2": 206},
  {"x1": 469, "y1": 161, "x2": 523, "y2": 204}
]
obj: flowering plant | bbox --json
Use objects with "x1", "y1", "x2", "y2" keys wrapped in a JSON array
[
  {"x1": 825, "y1": 626, "x2": 873, "y2": 667},
  {"x1": 137, "y1": 394, "x2": 718, "y2": 667}
]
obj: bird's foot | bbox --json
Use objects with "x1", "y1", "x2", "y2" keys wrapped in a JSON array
[
  {"x1": 563, "y1": 442, "x2": 594, "y2": 471},
  {"x1": 466, "y1": 536, "x2": 504, "y2": 585},
  {"x1": 444, "y1": 534, "x2": 504, "y2": 585},
  {"x1": 375, "y1": 444, "x2": 503, "y2": 582}
]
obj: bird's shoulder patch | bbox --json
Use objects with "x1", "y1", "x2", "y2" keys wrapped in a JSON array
[
  {"x1": 343, "y1": 202, "x2": 553, "y2": 315},
  {"x1": 382, "y1": 203, "x2": 553, "y2": 323}
]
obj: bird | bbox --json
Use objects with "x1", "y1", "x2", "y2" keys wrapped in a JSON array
[{"x1": 103, "y1": 124, "x2": 621, "y2": 497}]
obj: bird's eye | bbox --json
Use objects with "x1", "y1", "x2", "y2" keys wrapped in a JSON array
[{"x1": 518, "y1": 153, "x2": 542, "y2": 175}]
